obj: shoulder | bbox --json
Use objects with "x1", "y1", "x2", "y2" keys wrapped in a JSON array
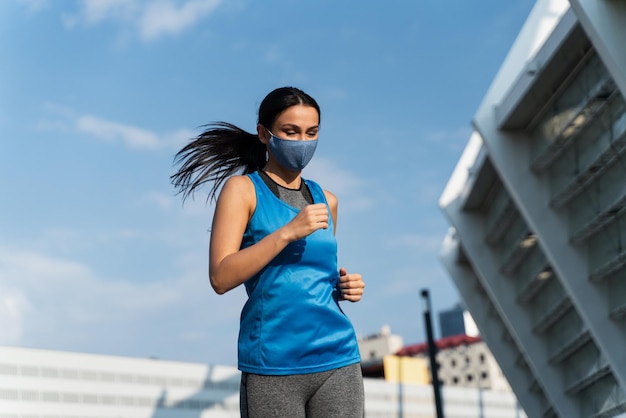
[
  {"x1": 217, "y1": 175, "x2": 256, "y2": 213},
  {"x1": 323, "y1": 189, "x2": 338, "y2": 212},
  {"x1": 222, "y1": 174, "x2": 255, "y2": 195},
  {"x1": 224, "y1": 173, "x2": 254, "y2": 188}
]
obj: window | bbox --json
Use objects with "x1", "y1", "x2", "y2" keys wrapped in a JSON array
[
  {"x1": 41, "y1": 392, "x2": 59, "y2": 402},
  {"x1": 20, "y1": 366, "x2": 39, "y2": 376},
  {"x1": 81, "y1": 393, "x2": 99, "y2": 404},
  {"x1": 21, "y1": 391, "x2": 39, "y2": 401},
  {"x1": 0, "y1": 390, "x2": 18, "y2": 400},
  {"x1": 0, "y1": 364, "x2": 18, "y2": 375},
  {"x1": 63, "y1": 393, "x2": 80, "y2": 403},
  {"x1": 81, "y1": 370, "x2": 97, "y2": 380},
  {"x1": 467, "y1": 374, "x2": 474, "y2": 382},
  {"x1": 41, "y1": 367, "x2": 59, "y2": 378}
]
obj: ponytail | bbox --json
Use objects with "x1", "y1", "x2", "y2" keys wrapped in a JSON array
[{"x1": 171, "y1": 122, "x2": 266, "y2": 202}]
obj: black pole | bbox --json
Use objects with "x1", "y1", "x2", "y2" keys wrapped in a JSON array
[{"x1": 421, "y1": 289, "x2": 444, "y2": 418}]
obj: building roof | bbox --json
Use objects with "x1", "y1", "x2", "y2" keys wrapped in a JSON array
[{"x1": 396, "y1": 334, "x2": 482, "y2": 356}]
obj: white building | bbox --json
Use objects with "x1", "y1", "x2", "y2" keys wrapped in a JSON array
[
  {"x1": 398, "y1": 335, "x2": 512, "y2": 393},
  {"x1": 0, "y1": 345, "x2": 242, "y2": 418},
  {"x1": 0, "y1": 345, "x2": 526, "y2": 418},
  {"x1": 439, "y1": 0, "x2": 626, "y2": 417},
  {"x1": 358, "y1": 325, "x2": 405, "y2": 367}
]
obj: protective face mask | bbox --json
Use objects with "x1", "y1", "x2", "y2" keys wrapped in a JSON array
[{"x1": 266, "y1": 131, "x2": 318, "y2": 172}]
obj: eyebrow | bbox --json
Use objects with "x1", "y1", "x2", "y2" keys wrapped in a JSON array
[{"x1": 280, "y1": 123, "x2": 320, "y2": 130}]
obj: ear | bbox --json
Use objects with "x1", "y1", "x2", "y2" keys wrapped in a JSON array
[{"x1": 257, "y1": 124, "x2": 270, "y2": 145}]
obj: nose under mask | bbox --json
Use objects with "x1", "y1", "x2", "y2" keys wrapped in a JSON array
[{"x1": 266, "y1": 131, "x2": 318, "y2": 171}]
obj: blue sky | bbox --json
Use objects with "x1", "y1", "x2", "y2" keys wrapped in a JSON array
[{"x1": 0, "y1": 0, "x2": 534, "y2": 366}]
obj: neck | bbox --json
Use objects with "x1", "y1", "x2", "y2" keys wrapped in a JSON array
[{"x1": 262, "y1": 165, "x2": 301, "y2": 189}]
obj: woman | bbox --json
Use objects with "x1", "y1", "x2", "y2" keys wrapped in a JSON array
[{"x1": 172, "y1": 86, "x2": 365, "y2": 417}]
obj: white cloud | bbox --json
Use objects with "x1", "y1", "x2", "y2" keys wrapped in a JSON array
[
  {"x1": 139, "y1": 0, "x2": 222, "y2": 41},
  {"x1": 1, "y1": 248, "x2": 176, "y2": 306},
  {"x1": 18, "y1": 0, "x2": 49, "y2": 13},
  {"x1": 80, "y1": 0, "x2": 136, "y2": 24},
  {"x1": 31, "y1": 227, "x2": 154, "y2": 254},
  {"x1": 0, "y1": 246, "x2": 187, "y2": 339},
  {"x1": 0, "y1": 287, "x2": 31, "y2": 344},
  {"x1": 32, "y1": 228, "x2": 94, "y2": 254},
  {"x1": 39, "y1": 104, "x2": 196, "y2": 151},
  {"x1": 305, "y1": 157, "x2": 373, "y2": 212},
  {"x1": 62, "y1": 0, "x2": 222, "y2": 41},
  {"x1": 0, "y1": 241, "x2": 245, "y2": 363},
  {"x1": 143, "y1": 191, "x2": 176, "y2": 211},
  {"x1": 77, "y1": 115, "x2": 161, "y2": 149},
  {"x1": 141, "y1": 190, "x2": 213, "y2": 218},
  {"x1": 384, "y1": 233, "x2": 443, "y2": 252},
  {"x1": 163, "y1": 128, "x2": 197, "y2": 149}
]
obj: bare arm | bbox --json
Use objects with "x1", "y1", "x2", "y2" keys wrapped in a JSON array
[
  {"x1": 209, "y1": 176, "x2": 331, "y2": 294},
  {"x1": 324, "y1": 189, "x2": 338, "y2": 235}
]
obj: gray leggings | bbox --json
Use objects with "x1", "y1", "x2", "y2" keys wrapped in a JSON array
[{"x1": 240, "y1": 363, "x2": 364, "y2": 418}]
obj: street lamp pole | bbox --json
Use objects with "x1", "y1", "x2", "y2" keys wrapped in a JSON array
[{"x1": 421, "y1": 289, "x2": 444, "y2": 418}]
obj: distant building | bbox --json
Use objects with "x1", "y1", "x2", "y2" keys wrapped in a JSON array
[
  {"x1": 381, "y1": 355, "x2": 430, "y2": 385},
  {"x1": 439, "y1": 0, "x2": 626, "y2": 416},
  {"x1": 357, "y1": 325, "x2": 404, "y2": 368},
  {"x1": 0, "y1": 345, "x2": 241, "y2": 417},
  {"x1": 398, "y1": 335, "x2": 512, "y2": 392},
  {"x1": 439, "y1": 304, "x2": 479, "y2": 338},
  {"x1": 358, "y1": 325, "x2": 512, "y2": 393}
]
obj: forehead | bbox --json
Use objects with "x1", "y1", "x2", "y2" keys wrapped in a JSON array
[{"x1": 273, "y1": 105, "x2": 319, "y2": 126}]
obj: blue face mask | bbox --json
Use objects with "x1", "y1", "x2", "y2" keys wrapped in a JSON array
[{"x1": 266, "y1": 131, "x2": 318, "y2": 172}]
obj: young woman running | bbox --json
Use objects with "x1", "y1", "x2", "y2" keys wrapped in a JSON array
[{"x1": 172, "y1": 86, "x2": 365, "y2": 417}]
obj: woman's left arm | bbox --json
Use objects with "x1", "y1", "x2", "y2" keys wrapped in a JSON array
[
  {"x1": 324, "y1": 190, "x2": 365, "y2": 303},
  {"x1": 324, "y1": 190, "x2": 339, "y2": 235}
]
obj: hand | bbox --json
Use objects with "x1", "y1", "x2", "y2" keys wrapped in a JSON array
[
  {"x1": 284, "y1": 203, "x2": 329, "y2": 241},
  {"x1": 338, "y1": 267, "x2": 364, "y2": 302}
]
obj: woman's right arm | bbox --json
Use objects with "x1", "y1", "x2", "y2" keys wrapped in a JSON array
[{"x1": 208, "y1": 175, "x2": 330, "y2": 294}]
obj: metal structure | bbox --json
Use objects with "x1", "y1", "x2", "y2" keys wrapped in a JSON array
[
  {"x1": 422, "y1": 289, "x2": 445, "y2": 418},
  {"x1": 439, "y1": 0, "x2": 626, "y2": 416}
]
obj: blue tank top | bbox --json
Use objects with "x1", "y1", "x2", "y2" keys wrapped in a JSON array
[{"x1": 237, "y1": 171, "x2": 361, "y2": 375}]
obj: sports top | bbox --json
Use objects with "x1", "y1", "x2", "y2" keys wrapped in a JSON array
[{"x1": 237, "y1": 171, "x2": 361, "y2": 375}]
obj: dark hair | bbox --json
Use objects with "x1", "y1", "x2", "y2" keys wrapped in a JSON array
[{"x1": 171, "y1": 87, "x2": 320, "y2": 202}]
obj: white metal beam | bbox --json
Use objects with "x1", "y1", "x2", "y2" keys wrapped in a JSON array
[
  {"x1": 473, "y1": 0, "x2": 626, "y2": 396},
  {"x1": 441, "y1": 173, "x2": 580, "y2": 416},
  {"x1": 440, "y1": 231, "x2": 545, "y2": 417},
  {"x1": 569, "y1": 0, "x2": 626, "y2": 103}
]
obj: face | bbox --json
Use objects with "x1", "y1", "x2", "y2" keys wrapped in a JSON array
[{"x1": 258, "y1": 104, "x2": 319, "y2": 143}]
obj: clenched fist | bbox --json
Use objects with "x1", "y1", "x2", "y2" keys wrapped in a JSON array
[
  {"x1": 338, "y1": 267, "x2": 364, "y2": 302},
  {"x1": 284, "y1": 203, "x2": 329, "y2": 241}
]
